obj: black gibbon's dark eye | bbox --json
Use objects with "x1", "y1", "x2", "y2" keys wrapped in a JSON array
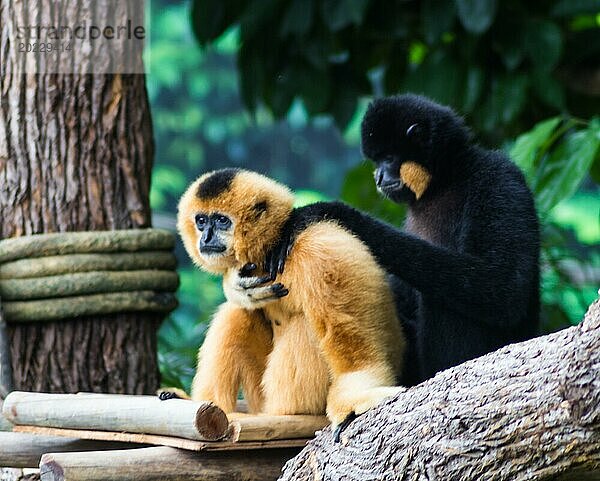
[
  {"x1": 195, "y1": 214, "x2": 208, "y2": 230},
  {"x1": 215, "y1": 215, "x2": 231, "y2": 229}
]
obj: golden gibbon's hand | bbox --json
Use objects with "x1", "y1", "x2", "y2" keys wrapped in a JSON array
[{"x1": 223, "y1": 263, "x2": 289, "y2": 310}]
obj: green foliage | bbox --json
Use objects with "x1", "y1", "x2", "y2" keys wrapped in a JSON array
[
  {"x1": 509, "y1": 117, "x2": 600, "y2": 330},
  {"x1": 511, "y1": 117, "x2": 600, "y2": 215},
  {"x1": 190, "y1": 0, "x2": 600, "y2": 139}
]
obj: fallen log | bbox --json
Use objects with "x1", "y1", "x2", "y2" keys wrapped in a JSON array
[
  {"x1": 281, "y1": 297, "x2": 600, "y2": 481},
  {"x1": 0, "y1": 432, "x2": 143, "y2": 468},
  {"x1": 39, "y1": 446, "x2": 300, "y2": 481},
  {"x1": 3, "y1": 393, "x2": 229, "y2": 441}
]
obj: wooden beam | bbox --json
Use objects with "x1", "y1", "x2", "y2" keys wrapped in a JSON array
[
  {"x1": 0, "y1": 432, "x2": 143, "y2": 468},
  {"x1": 39, "y1": 446, "x2": 301, "y2": 481},
  {"x1": 14, "y1": 425, "x2": 310, "y2": 452},
  {"x1": 229, "y1": 413, "x2": 329, "y2": 442},
  {"x1": 3, "y1": 392, "x2": 229, "y2": 441}
]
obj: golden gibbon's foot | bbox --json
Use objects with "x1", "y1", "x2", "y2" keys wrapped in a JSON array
[
  {"x1": 333, "y1": 412, "x2": 357, "y2": 443},
  {"x1": 157, "y1": 387, "x2": 190, "y2": 401},
  {"x1": 328, "y1": 385, "x2": 405, "y2": 441}
]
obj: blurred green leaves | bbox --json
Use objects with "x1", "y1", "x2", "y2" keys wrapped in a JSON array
[
  {"x1": 190, "y1": 0, "x2": 599, "y2": 140},
  {"x1": 511, "y1": 116, "x2": 600, "y2": 215},
  {"x1": 455, "y1": 0, "x2": 497, "y2": 34}
]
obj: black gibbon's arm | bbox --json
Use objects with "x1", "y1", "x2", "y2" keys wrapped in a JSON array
[{"x1": 269, "y1": 201, "x2": 526, "y2": 328}]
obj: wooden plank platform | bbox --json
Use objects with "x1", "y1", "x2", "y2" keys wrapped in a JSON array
[
  {"x1": 39, "y1": 446, "x2": 302, "y2": 481},
  {"x1": 0, "y1": 431, "x2": 144, "y2": 468},
  {"x1": 14, "y1": 425, "x2": 312, "y2": 452}
]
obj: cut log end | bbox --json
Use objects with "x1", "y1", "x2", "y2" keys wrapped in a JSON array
[{"x1": 194, "y1": 402, "x2": 230, "y2": 441}]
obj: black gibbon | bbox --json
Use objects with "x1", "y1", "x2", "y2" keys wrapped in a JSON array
[
  {"x1": 251, "y1": 94, "x2": 540, "y2": 386},
  {"x1": 175, "y1": 168, "x2": 406, "y2": 435}
]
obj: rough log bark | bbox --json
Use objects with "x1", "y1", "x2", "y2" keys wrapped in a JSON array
[
  {"x1": 0, "y1": 1, "x2": 159, "y2": 393},
  {"x1": 39, "y1": 446, "x2": 301, "y2": 481},
  {"x1": 0, "y1": 432, "x2": 143, "y2": 468},
  {"x1": 281, "y1": 298, "x2": 600, "y2": 481},
  {"x1": 3, "y1": 393, "x2": 230, "y2": 441}
]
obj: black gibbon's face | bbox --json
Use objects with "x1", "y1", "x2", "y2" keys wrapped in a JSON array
[
  {"x1": 362, "y1": 95, "x2": 445, "y2": 202},
  {"x1": 373, "y1": 153, "x2": 415, "y2": 203},
  {"x1": 371, "y1": 122, "x2": 432, "y2": 203}
]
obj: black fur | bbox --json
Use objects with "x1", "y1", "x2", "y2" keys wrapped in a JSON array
[
  {"x1": 196, "y1": 168, "x2": 239, "y2": 200},
  {"x1": 270, "y1": 94, "x2": 540, "y2": 385}
]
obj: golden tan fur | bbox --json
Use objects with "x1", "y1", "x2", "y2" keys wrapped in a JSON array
[
  {"x1": 400, "y1": 161, "x2": 432, "y2": 199},
  {"x1": 178, "y1": 169, "x2": 405, "y2": 427}
]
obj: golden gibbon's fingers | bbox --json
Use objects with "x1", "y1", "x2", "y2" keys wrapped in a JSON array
[
  {"x1": 237, "y1": 274, "x2": 275, "y2": 289},
  {"x1": 247, "y1": 283, "x2": 289, "y2": 300},
  {"x1": 223, "y1": 268, "x2": 287, "y2": 310},
  {"x1": 157, "y1": 387, "x2": 191, "y2": 401},
  {"x1": 224, "y1": 277, "x2": 289, "y2": 310}
]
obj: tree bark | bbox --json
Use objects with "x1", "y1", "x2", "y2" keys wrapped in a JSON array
[
  {"x1": 281, "y1": 297, "x2": 600, "y2": 481},
  {"x1": 0, "y1": 1, "x2": 159, "y2": 393}
]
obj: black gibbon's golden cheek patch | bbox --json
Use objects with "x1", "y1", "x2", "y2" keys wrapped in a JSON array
[
  {"x1": 399, "y1": 161, "x2": 432, "y2": 200},
  {"x1": 196, "y1": 168, "x2": 240, "y2": 200}
]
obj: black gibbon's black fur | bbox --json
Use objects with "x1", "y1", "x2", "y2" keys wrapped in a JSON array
[{"x1": 268, "y1": 94, "x2": 540, "y2": 385}]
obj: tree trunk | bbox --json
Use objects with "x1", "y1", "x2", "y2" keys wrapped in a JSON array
[
  {"x1": 281, "y1": 297, "x2": 600, "y2": 481},
  {"x1": 0, "y1": 1, "x2": 159, "y2": 393}
]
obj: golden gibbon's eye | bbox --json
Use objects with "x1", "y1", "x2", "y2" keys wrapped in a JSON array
[
  {"x1": 215, "y1": 215, "x2": 232, "y2": 229},
  {"x1": 195, "y1": 214, "x2": 208, "y2": 230}
]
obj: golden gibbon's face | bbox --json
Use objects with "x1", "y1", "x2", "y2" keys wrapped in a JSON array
[
  {"x1": 192, "y1": 210, "x2": 238, "y2": 271},
  {"x1": 177, "y1": 178, "x2": 241, "y2": 274},
  {"x1": 177, "y1": 168, "x2": 295, "y2": 274}
]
